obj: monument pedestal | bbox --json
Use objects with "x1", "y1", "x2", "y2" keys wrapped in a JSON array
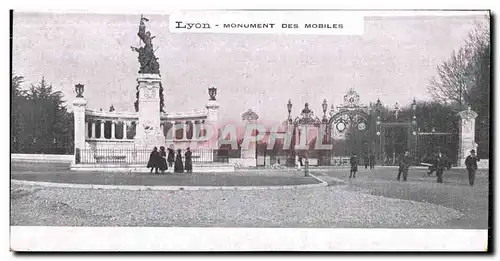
[{"x1": 134, "y1": 73, "x2": 165, "y2": 149}]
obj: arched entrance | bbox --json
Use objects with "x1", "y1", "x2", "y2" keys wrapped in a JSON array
[{"x1": 327, "y1": 89, "x2": 373, "y2": 161}]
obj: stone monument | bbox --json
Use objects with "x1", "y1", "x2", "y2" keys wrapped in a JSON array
[
  {"x1": 457, "y1": 106, "x2": 478, "y2": 166},
  {"x1": 131, "y1": 15, "x2": 165, "y2": 148}
]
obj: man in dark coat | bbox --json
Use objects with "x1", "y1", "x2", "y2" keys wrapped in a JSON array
[
  {"x1": 174, "y1": 149, "x2": 184, "y2": 173},
  {"x1": 427, "y1": 152, "x2": 438, "y2": 176},
  {"x1": 349, "y1": 153, "x2": 358, "y2": 178},
  {"x1": 184, "y1": 147, "x2": 193, "y2": 173},
  {"x1": 369, "y1": 153, "x2": 375, "y2": 170},
  {"x1": 397, "y1": 151, "x2": 411, "y2": 181},
  {"x1": 435, "y1": 151, "x2": 448, "y2": 183},
  {"x1": 364, "y1": 154, "x2": 369, "y2": 169},
  {"x1": 147, "y1": 147, "x2": 160, "y2": 174},
  {"x1": 158, "y1": 146, "x2": 168, "y2": 174},
  {"x1": 167, "y1": 146, "x2": 175, "y2": 168},
  {"x1": 465, "y1": 149, "x2": 480, "y2": 186}
]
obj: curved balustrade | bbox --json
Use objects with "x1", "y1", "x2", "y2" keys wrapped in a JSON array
[{"x1": 84, "y1": 109, "x2": 210, "y2": 144}]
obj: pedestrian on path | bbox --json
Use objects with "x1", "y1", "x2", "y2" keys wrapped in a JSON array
[
  {"x1": 397, "y1": 151, "x2": 411, "y2": 181},
  {"x1": 435, "y1": 151, "x2": 448, "y2": 183},
  {"x1": 147, "y1": 147, "x2": 160, "y2": 174},
  {"x1": 184, "y1": 147, "x2": 193, "y2": 173},
  {"x1": 167, "y1": 145, "x2": 175, "y2": 168},
  {"x1": 465, "y1": 149, "x2": 480, "y2": 186},
  {"x1": 349, "y1": 153, "x2": 358, "y2": 178},
  {"x1": 158, "y1": 146, "x2": 168, "y2": 174},
  {"x1": 174, "y1": 149, "x2": 184, "y2": 173}
]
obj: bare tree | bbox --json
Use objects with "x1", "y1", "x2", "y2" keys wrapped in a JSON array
[{"x1": 428, "y1": 17, "x2": 490, "y2": 108}]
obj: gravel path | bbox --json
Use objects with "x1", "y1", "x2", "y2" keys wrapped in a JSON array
[{"x1": 11, "y1": 183, "x2": 463, "y2": 228}]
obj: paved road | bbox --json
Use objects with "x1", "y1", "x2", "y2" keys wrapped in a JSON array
[
  {"x1": 313, "y1": 167, "x2": 490, "y2": 229},
  {"x1": 11, "y1": 162, "x2": 320, "y2": 187},
  {"x1": 10, "y1": 162, "x2": 489, "y2": 228}
]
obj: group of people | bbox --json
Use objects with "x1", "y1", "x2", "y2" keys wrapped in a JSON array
[
  {"x1": 146, "y1": 146, "x2": 193, "y2": 174},
  {"x1": 348, "y1": 149, "x2": 480, "y2": 186}
]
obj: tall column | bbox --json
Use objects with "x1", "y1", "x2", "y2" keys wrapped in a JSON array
[
  {"x1": 199, "y1": 121, "x2": 204, "y2": 139},
  {"x1": 84, "y1": 121, "x2": 89, "y2": 139},
  {"x1": 123, "y1": 121, "x2": 127, "y2": 140},
  {"x1": 183, "y1": 121, "x2": 188, "y2": 140},
  {"x1": 171, "y1": 121, "x2": 176, "y2": 140},
  {"x1": 100, "y1": 121, "x2": 105, "y2": 139},
  {"x1": 91, "y1": 121, "x2": 96, "y2": 139},
  {"x1": 457, "y1": 106, "x2": 478, "y2": 166},
  {"x1": 111, "y1": 121, "x2": 116, "y2": 139},
  {"x1": 206, "y1": 101, "x2": 220, "y2": 149},
  {"x1": 73, "y1": 96, "x2": 88, "y2": 163}
]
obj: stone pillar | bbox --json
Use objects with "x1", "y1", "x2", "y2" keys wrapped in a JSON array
[
  {"x1": 123, "y1": 121, "x2": 127, "y2": 140},
  {"x1": 84, "y1": 121, "x2": 89, "y2": 138},
  {"x1": 168, "y1": 121, "x2": 174, "y2": 140},
  {"x1": 73, "y1": 97, "x2": 87, "y2": 162},
  {"x1": 100, "y1": 121, "x2": 105, "y2": 139},
  {"x1": 241, "y1": 109, "x2": 259, "y2": 166},
  {"x1": 91, "y1": 121, "x2": 96, "y2": 139},
  {"x1": 183, "y1": 121, "x2": 189, "y2": 140},
  {"x1": 134, "y1": 73, "x2": 165, "y2": 148},
  {"x1": 457, "y1": 106, "x2": 478, "y2": 166},
  {"x1": 111, "y1": 121, "x2": 116, "y2": 139},
  {"x1": 206, "y1": 101, "x2": 220, "y2": 149}
]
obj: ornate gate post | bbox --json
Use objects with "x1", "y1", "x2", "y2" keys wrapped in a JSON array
[
  {"x1": 457, "y1": 106, "x2": 478, "y2": 166},
  {"x1": 73, "y1": 84, "x2": 87, "y2": 164}
]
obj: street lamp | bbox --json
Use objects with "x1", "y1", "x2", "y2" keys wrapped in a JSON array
[
  {"x1": 394, "y1": 102, "x2": 400, "y2": 119},
  {"x1": 322, "y1": 99, "x2": 328, "y2": 122},
  {"x1": 411, "y1": 98, "x2": 417, "y2": 111},
  {"x1": 75, "y1": 83, "x2": 84, "y2": 98},
  {"x1": 375, "y1": 98, "x2": 382, "y2": 112},
  {"x1": 287, "y1": 99, "x2": 293, "y2": 123}
]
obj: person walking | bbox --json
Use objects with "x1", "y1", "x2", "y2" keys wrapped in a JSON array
[
  {"x1": 364, "y1": 154, "x2": 369, "y2": 169},
  {"x1": 369, "y1": 153, "x2": 375, "y2": 170},
  {"x1": 427, "y1": 152, "x2": 438, "y2": 176},
  {"x1": 147, "y1": 147, "x2": 160, "y2": 174},
  {"x1": 167, "y1": 145, "x2": 175, "y2": 168},
  {"x1": 349, "y1": 153, "x2": 359, "y2": 178},
  {"x1": 174, "y1": 148, "x2": 184, "y2": 173},
  {"x1": 435, "y1": 151, "x2": 448, "y2": 183},
  {"x1": 158, "y1": 146, "x2": 168, "y2": 174},
  {"x1": 465, "y1": 149, "x2": 480, "y2": 186},
  {"x1": 184, "y1": 147, "x2": 193, "y2": 173},
  {"x1": 397, "y1": 151, "x2": 411, "y2": 181}
]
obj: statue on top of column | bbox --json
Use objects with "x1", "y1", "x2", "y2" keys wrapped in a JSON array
[{"x1": 131, "y1": 15, "x2": 160, "y2": 74}]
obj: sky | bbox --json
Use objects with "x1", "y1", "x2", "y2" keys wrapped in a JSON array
[{"x1": 12, "y1": 11, "x2": 488, "y2": 122}]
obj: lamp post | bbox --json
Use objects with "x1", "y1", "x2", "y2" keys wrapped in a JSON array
[
  {"x1": 375, "y1": 98, "x2": 382, "y2": 163},
  {"x1": 322, "y1": 99, "x2": 328, "y2": 123},
  {"x1": 394, "y1": 102, "x2": 400, "y2": 120},
  {"x1": 287, "y1": 99, "x2": 293, "y2": 123},
  {"x1": 411, "y1": 98, "x2": 418, "y2": 160}
]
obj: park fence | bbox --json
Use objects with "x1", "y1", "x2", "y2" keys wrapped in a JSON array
[{"x1": 75, "y1": 148, "x2": 229, "y2": 165}]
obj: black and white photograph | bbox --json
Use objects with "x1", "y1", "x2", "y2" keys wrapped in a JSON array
[{"x1": 9, "y1": 9, "x2": 491, "y2": 251}]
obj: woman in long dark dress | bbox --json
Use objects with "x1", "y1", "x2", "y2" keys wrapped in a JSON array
[
  {"x1": 147, "y1": 147, "x2": 159, "y2": 174},
  {"x1": 174, "y1": 149, "x2": 184, "y2": 173},
  {"x1": 158, "y1": 146, "x2": 168, "y2": 174},
  {"x1": 167, "y1": 147, "x2": 175, "y2": 168},
  {"x1": 184, "y1": 147, "x2": 193, "y2": 173}
]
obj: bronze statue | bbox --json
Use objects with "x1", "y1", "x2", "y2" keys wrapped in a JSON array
[
  {"x1": 131, "y1": 15, "x2": 165, "y2": 113},
  {"x1": 131, "y1": 15, "x2": 160, "y2": 74}
]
